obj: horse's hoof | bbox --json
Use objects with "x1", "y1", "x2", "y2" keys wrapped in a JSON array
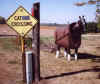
[
  {"x1": 68, "y1": 59, "x2": 71, "y2": 61},
  {"x1": 56, "y1": 56, "x2": 59, "y2": 58},
  {"x1": 67, "y1": 54, "x2": 71, "y2": 61},
  {"x1": 75, "y1": 54, "x2": 78, "y2": 61}
]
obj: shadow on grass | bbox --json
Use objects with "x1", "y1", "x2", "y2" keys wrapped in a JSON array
[
  {"x1": 42, "y1": 53, "x2": 100, "y2": 80},
  {"x1": 78, "y1": 53, "x2": 100, "y2": 62},
  {"x1": 43, "y1": 66, "x2": 100, "y2": 80}
]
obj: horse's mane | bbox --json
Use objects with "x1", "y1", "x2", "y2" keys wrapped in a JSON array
[
  {"x1": 69, "y1": 19, "x2": 83, "y2": 28},
  {"x1": 69, "y1": 22, "x2": 76, "y2": 28}
]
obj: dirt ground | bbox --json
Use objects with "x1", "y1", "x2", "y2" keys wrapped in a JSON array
[{"x1": 0, "y1": 24, "x2": 100, "y2": 84}]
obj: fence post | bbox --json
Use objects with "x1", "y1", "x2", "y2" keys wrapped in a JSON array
[{"x1": 32, "y1": 2, "x2": 40, "y2": 83}]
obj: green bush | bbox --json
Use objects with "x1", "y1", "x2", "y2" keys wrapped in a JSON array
[
  {"x1": 86, "y1": 22, "x2": 99, "y2": 33},
  {"x1": 25, "y1": 38, "x2": 32, "y2": 48},
  {"x1": 97, "y1": 22, "x2": 100, "y2": 32},
  {"x1": 0, "y1": 16, "x2": 6, "y2": 24}
]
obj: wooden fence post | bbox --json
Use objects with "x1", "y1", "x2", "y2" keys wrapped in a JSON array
[{"x1": 32, "y1": 2, "x2": 40, "y2": 83}]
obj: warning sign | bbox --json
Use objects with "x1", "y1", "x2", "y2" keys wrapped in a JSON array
[{"x1": 7, "y1": 6, "x2": 38, "y2": 36}]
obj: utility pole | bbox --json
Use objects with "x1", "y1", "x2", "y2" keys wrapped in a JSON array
[{"x1": 32, "y1": 2, "x2": 40, "y2": 83}]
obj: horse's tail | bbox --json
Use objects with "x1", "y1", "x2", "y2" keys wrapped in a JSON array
[{"x1": 54, "y1": 30, "x2": 57, "y2": 44}]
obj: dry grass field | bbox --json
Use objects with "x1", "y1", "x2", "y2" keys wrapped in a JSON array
[
  {"x1": 40, "y1": 26, "x2": 56, "y2": 37},
  {"x1": 0, "y1": 24, "x2": 100, "y2": 84}
]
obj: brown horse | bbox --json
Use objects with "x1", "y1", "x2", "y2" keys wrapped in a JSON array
[{"x1": 54, "y1": 16, "x2": 86, "y2": 61}]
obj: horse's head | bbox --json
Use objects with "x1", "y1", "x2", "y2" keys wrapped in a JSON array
[{"x1": 70, "y1": 16, "x2": 86, "y2": 34}]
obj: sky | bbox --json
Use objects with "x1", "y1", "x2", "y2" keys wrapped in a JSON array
[{"x1": 0, "y1": 0, "x2": 96, "y2": 24}]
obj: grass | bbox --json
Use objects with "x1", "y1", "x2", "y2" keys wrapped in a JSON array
[
  {"x1": 40, "y1": 36, "x2": 54, "y2": 44},
  {"x1": 82, "y1": 36, "x2": 89, "y2": 40},
  {"x1": 0, "y1": 37, "x2": 54, "y2": 53},
  {"x1": 82, "y1": 35, "x2": 100, "y2": 41},
  {"x1": 7, "y1": 60, "x2": 18, "y2": 64},
  {"x1": 0, "y1": 38, "x2": 20, "y2": 51},
  {"x1": 0, "y1": 37, "x2": 33, "y2": 51}
]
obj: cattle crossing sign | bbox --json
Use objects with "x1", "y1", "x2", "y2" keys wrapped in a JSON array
[
  {"x1": 6, "y1": 5, "x2": 40, "y2": 83},
  {"x1": 7, "y1": 6, "x2": 37, "y2": 36}
]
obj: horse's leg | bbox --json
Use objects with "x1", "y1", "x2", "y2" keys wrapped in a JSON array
[
  {"x1": 64, "y1": 48, "x2": 67, "y2": 58},
  {"x1": 56, "y1": 45, "x2": 60, "y2": 58},
  {"x1": 75, "y1": 48, "x2": 78, "y2": 61},
  {"x1": 67, "y1": 48, "x2": 71, "y2": 61}
]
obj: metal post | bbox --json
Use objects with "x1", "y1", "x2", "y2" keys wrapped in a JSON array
[
  {"x1": 32, "y1": 2, "x2": 40, "y2": 83},
  {"x1": 26, "y1": 51, "x2": 33, "y2": 84}
]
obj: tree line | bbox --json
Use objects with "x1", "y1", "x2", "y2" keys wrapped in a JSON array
[
  {"x1": 41, "y1": 22, "x2": 99, "y2": 33},
  {"x1": 0, "y1": 16, "x2": 100, "y2": 33},
  {"x1": 0, "y1": 16, "x2": 6, "y2": 24}
]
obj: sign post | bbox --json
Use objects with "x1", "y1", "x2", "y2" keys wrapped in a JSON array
[
  {"x1": 21, "y1": 36, "x2": 26, "y2": 82},
  {"x1": 6, "y1": 6, "x2": 38, "y2": 83}
]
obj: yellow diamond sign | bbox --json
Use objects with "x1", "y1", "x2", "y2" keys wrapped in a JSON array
[{"x1": 7, "y1": 6, "x2": 38, "y2": 36}]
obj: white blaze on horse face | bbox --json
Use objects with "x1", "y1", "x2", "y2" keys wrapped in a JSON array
[
  {"x1": 75, "y1": 53, "x2": 78, "y2": 61},
  {"x1": 56, "y1": 50, "x2": 60, "y2": 58},
  {"x1": 64, "y1": 51, "x2": 67, "y2": 58},
  {"x1": 68, "y1": 54, "x2": 71, "y2": 61}
]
